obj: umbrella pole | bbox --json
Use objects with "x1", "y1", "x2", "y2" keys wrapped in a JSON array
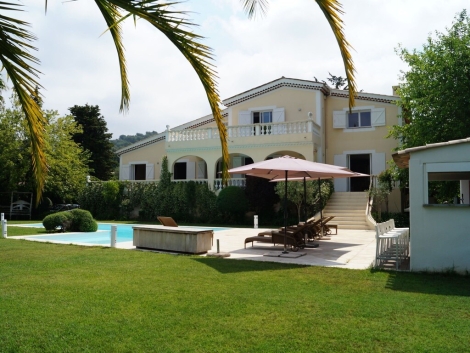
[
  {"x1": 283, "y1": 170, "x2": 288, "y2": 254},
  {"x1": 318, "y1": 178, "x2": 323, "y2": 238},
  {"x1": 303, "y1": 177, "x2": 307, "y2": 222}
]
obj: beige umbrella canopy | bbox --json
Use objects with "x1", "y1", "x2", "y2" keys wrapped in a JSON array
[
  {"x1": 228, "y1": 155, "x2": 357, "y2": 180},
  {"x1": 228, "y1": 156, "x2": 365, "y2": 252}
]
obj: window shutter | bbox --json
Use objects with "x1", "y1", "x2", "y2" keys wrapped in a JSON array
[
  {"x1": 232, "y1": 156, "x2": 243, "y2": 178},
  {"x1": 146, "y1": 164, "x2": 154, "y2": 180},
  {"x1": 238, "y1": 110, "x2": 251, "y2": 125},
  {"x1": 272, "y1": 107, "x2": 285, "y2": 122},
  {"x1": 120, "y1": 165, "x2": 130, "y2": 180},
  {"x1": 186, "y1": 162, "x2": 196, "y2": 179},
  {"x1": 333, "y1": 154, "x2": 348, "y2": 192},
  {"x1": 371, "y1": 108, "x2": 385, "y2": 126},
  {"x1": 197, "y1": 161, "x2": 206, "y2": 179},
  {"x1": 333, "y1": 111, "x2": 346, "y2": 128},
  {"x1": 371, "y1": 153, "x2": 386, "y2": 176}
]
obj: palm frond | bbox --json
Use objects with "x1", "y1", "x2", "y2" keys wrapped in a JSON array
[
  {"x1": 315, "y1": 0, "x2": 356, "y2": 109},
  {"x1": 94, "y1": 0, "x2": 130, "y2": 112},
  {"x1": 102, "y1": 0, "x2": 229, "y2": 182},
  {"x1": 0, "y1": 2, "x2": 47, "y2": 205},
  {"x1": 241, "y1": 0, "x2": 357, "y2": 109},
  {"x1": 241, "y1": 0, "x2": 269, "y2": 19}
]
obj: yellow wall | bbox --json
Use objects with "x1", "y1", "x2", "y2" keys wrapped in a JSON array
[
  {"x1": 229, "y1": 87, "x2": 319, "y2": 125},
  {"x1": 120, "y1": 139, "x2": 166, "y2": 180},
  {"x1": 324, "y1": 95, "x2": 399, "y2": 164}
]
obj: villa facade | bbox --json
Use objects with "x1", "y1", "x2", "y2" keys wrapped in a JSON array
[{"x1": 116, "y1": 77, "x2": 401, "y2": 208}]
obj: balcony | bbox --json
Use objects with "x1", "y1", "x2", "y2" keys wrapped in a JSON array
[{"x1": 167, "y1": 120, "x2": 321, "y2": 146}]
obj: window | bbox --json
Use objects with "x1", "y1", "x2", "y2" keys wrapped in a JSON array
[
  {"x1": 348, "y1": 111, "x2": 371, "y2": 128},
  {"x1": 174, "y1": 162, "x2": 187, "y2": 180},
  {"x1": 253, "y1": 111, "x2": 272, "y2": 124},
  {"x1": 424, "y1": 162, "x2": 470, "y2": 205},
  {"x1": 133, "y1": 164, "x2": 146, "y2": 180}
]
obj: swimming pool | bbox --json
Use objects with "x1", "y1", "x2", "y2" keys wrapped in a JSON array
[{"x1": 19, "y1": 223, "x2": 229, "y2": 246}]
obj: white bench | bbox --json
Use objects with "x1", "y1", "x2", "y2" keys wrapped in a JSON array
[{"x1": 375, "y1": 219, "x2": 410, "y2": 270}]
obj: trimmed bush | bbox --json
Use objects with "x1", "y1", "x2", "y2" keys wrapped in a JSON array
[
  {"x1": 42, "y1": 209, "x2": 98, "y2": 232},
  {"x1": 69, "y1": 209, "x2": 98, "y2": 232},
  {"x1": 43, "y1": 211, "x2": 74, "y2": 232}
]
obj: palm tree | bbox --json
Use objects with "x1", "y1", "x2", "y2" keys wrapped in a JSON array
[{"x1": 0, "y1": 0, "x2": 355, "y2": 204}]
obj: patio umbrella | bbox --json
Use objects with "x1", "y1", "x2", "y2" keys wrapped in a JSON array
[{"x1": 228, "y1": 156, "x2": 361, "y2": 252}]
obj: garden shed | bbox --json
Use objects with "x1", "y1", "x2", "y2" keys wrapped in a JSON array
[{"x1": 393, "y1": 138, "x2": 470, "y2": 273}]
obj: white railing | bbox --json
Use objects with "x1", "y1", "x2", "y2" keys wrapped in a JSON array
[
  {"x1": 172, "y1": 179, "x2": 209, "y2": 185},
  {"x1": 167, "y1": 120, "x2": 320, "y2": 142},
  {"x1": 213, "y1": 178, "x2": 246, "y2": 191}
]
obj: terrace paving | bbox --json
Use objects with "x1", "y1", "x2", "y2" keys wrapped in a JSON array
[
  {"x1": 116, "y1": 227, "x2": 377, "y2": 269},
  {"x1": 208, "y1": 227, "x2": 377, "y2": 269},
  {"x1": 14, "y1": 226, "x2": 377, "y2": 270}
]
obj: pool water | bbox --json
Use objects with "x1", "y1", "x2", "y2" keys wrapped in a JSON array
[{"x1": 20, "y1": 223, "x2": 229, "y2": 246}]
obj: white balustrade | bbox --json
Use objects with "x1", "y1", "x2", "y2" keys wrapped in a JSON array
[
  {"x1": 173, "y1": 179, "x2": 209, "y2": 185},
  {"x1": 213, "y1": 178, "x2": 246, "y2": 191},
  {"x1": 167, "y1": 120, "x2": 313, "y2": 142}
]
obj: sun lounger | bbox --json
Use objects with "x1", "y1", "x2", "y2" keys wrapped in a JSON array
[
  {"x1": 157, "y1": 216, "x2": 178, "y2": 227},
  {"x1": 321, "y1": 216, "x2": 337, "y2": 236},
  {"x1": 244, "y1": 223, "x2": 312, "y2": 251}
]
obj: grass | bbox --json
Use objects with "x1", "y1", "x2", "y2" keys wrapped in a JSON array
[
  {"x1": 6, "y1": 226, "x2": 47, "y2": 236},
  {"x1": 1, "y1": 239, "x2": 470, "y2": 352}
]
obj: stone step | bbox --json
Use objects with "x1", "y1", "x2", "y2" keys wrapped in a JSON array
[
  {"x1": 325, "y1": 214, "x2": 364, "y2": 221},
  {"x1": 324, "y1": 205, "x2": 364, "y2": 210},
  {"x1": 321, "y1": 191, "x2": 371, "y2": 230}
]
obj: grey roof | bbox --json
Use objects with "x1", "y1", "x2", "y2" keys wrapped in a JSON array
[{"x1": 393, "y1": 138, "x2": 470, "y2": 168}]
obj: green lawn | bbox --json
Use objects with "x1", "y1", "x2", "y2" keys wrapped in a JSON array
[{"x1": 1, "y1": 239, "x2": 469, "y2": 353}]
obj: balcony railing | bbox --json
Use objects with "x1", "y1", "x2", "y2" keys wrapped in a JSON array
[
  {"x1": 171, "y1": 178, "x2": 246, "y2": 191},
  {"x1": 213, "y1": 178, "x2": 246, "y2": 190},
  {"x1": 167, "y1": 120, "x2": 320, "y2": 142}
]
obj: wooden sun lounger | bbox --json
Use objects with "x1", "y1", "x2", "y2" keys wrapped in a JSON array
[{"x1": 157, "y1": 216, "x2": 178, "y2": 227}]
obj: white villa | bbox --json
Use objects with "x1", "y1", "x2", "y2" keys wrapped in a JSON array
[{"x1": 116, "y1": 77, "x2": 402, "y2": 214}]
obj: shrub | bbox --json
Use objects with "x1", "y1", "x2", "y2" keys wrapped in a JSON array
[
  {"x1": 216, "y1": 186, "x2": 249, "y2": 224},
  {"x1": 372, "y1": 211, "x2": 410, "y2": 228},
  {"x1": 42, "y1": 209, "x2": 98, "y2": 232},
  {"x1": 43, "y1": 211, "x2": 74, "y2": 232},
  {"x1": 69, "y1": 209, "x2": 98, "y2": 232}
]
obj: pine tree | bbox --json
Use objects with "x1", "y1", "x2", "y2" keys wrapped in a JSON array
[{"x1": 69, "y1": 104, "x2": 117, "y2": 181}]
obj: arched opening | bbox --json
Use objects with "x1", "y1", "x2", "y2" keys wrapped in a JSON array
[
  {"x1": 214, "y1": 153, "x2": 254, "y2": 190},
  {"x1": 266, "y1": 151, "x2": 306, "y2": 160},
  {"x1": 172, "y1": 156, "x2": 208, "y2": 181}
]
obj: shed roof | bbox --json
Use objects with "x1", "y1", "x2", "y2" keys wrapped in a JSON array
[{"x1": 393, "y1": 137, "x2": 470, "y2": 168}]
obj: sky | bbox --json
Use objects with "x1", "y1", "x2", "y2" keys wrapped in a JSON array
[{"x1": 5, "y1": 0, "x2": 469, "y2": 138}]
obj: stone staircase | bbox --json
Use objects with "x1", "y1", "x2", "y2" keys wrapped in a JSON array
[{"x1": 321, "y1": 192, "x2": 373, "y2": 230}]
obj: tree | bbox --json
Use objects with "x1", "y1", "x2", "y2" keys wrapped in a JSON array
[
  {"x1": 327, "y1": 72, "x2": 348, "y2": 89},
  {"x1": 0, "y1": 0, "x2": 356, "y2": 203},
  {"x1": 69, "y1": 105, "x2": 117, "y2": 181},
  {"x1": 275, "y1": 179, "x2": 334, "y2": 223},
  {"x1": 388, "y1": 11, "x2": 470, "y2": 200},
  {"x1": 390, "y1": 10, "x2": 470, "y2": 148},
  {"x1": 0, "y1": 101, "x2": 32, "y2": 193},
  {"x1": 0, "y1": 98, "x2": 90, "y2": 203},
  {"x1": 44, "y1": 114, "x2": 91, "y2": 203}
]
